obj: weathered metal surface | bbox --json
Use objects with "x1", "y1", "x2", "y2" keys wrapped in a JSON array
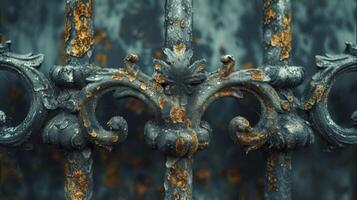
[
  {"x1": 303, "y1": 43, "x2": 357, "y2": 146},
  {"x1": 261, "y1": 0, "x2": 314, "y2": 199},
  {"x1": 0, "y1": 0, "x2": 356, "y2": 199}
]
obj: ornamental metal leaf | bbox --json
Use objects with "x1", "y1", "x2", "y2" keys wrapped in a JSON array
[{"x1": 153, "y1": 45, "x2": 206, "y2": 96}]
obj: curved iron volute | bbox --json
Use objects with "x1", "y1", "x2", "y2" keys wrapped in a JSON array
[
  {"x1": 0, "y1": 41, "x2": 55, "y2": 146},
  {"x1": 303, "y1": 42, "x2": 357, "y2": 147}
]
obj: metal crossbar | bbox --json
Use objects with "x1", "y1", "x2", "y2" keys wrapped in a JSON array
[{"x1": 0, "y1": 0, "x2": 356, "y2": 199}]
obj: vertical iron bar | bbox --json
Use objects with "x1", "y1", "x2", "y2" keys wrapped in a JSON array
[
  {"x1": 164, "y1": 156, "x2": 193, "y2": 200},
  {"x1": 263, "y1": 0, "x2": 292, "y2": 199},
  {"x1": 164, "y1": 1, "x2": 194, "y2": 200},
  {"x1": 63, "y1": 0, "x2": 94, "y2": 199},
  {"x1": 165, "y1": 0, "x2": 193, "y2": 50}
]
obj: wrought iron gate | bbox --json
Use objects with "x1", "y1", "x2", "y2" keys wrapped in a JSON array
[{"x1": 0, "y1": 0, "x2": 356, "y2": 199}]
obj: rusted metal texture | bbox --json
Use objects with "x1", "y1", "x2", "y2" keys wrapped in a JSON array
[{"x1": 0, "y1": 0, "x2": 356, "y2": 199}]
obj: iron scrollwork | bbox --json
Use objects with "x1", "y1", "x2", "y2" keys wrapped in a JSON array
[
  {"x1": 1, "y1": 0, "x2": 356, "y2": 199},
  {"x1": 0, "y1": 41, "x2": 55, "y2": 146},
  {"x1": 304, "y1": 42, "x2": 357, "y2": 147}
]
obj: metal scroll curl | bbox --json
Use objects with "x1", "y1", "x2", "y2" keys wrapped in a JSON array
[
  {"x1": 0, "y1": 41, "x2": 55, "y2": 146},
  {"x1": 303, "y1": 42, "x2": 357, "y2": 147},
  {"x1": 78, "y1": 55, "x2": 163, "y2": 149},
  {"x1": 192, "y1": 55, "x2": 313, "y2": 152}
]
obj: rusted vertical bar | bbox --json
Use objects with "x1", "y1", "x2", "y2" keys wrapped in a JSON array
[
  {"x1": 263, "y1": 0, "x2": 292, "y2": 199},
  {"x1": 165, "y1": 0, "x2": 193, "y2": 50},
  {"x1": 63, "y1": 0, "x2": 94, "y2": 199},
  {"x1": 163, "y1": 1, "x2": 194, "y2": 200}
]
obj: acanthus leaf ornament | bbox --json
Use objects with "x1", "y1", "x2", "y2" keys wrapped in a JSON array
[{"x1": 153, "y1": 44, "x2": 206, "y2": 96}]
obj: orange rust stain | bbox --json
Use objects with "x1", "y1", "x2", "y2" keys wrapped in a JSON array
[
  {"x1": 267, "y1": 174, "x2": 278, "y2": 192},
  {"x1": 250, "y1": 69, "x2": 264, "y2": 81},
  {"x1": 173, "y1": 43, "x2": 186, "y2": 54},
  {"x1": 69, "y1": 0, "x2": 94, "y2": 57},
  {"x1": 170, "y1": 107, "x2": 187, "y2": 124},
  {"x1": 154, "y1": 74, "x2": 167, "y2": 84},
  {"x1": 154, "y1": 62, "x2": 161, "y2": 70},
  {"x1": 64, "y1": 2, "x2": 71, "y2": 43},
  {"x1": 270, "y1": 13, "x2": 292, "y2": 62},
  {"x1": 264, "y1": 7, "x2": 276, "y2": 25},
  {"x1": 266, "y1": 154, "x2": 278, "y2": 172},
  {"x1": 167, "y1": 163, "x2": 189, "y2": 191},
  {"x1": 214, "y1": 88, "x2": 233, "y2": 98},
  {"x1": 158, "y1": 96, "x2": 166, "y2": 109},
  {"x1": 304, "y1": 84, "x2": 325, "y2": 110},
  {"x1": 112, "y1": 71, "x2": 125, "y2": 80},
  {"x1": 175, "y1": 137, "x2": 186, "y2": 156},
  {"x1": 152, "y1": 82, "x2": 164, "y2": 93},
  {"x1": 188, "y1": 132, "x2": 199, "y2": 155},
  {"x1": 237, "y1": 131, "x2": 265, "y2": 146},
  {"x1": 111, "y1": 135, "x2": 119, "y2": 143},
  {"x1": 64, "y1": 163, "x2": 89, "y2": 200},
  {"x1": 281, "y1": 101, "x2": 291, "y2": 111}
]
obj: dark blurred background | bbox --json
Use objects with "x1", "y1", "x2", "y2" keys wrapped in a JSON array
[{"x1": 0, "y1": 0, "x2": 357, "y2": 199}]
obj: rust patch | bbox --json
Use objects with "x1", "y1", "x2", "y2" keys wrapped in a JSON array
[
  {"x1": 214, "y1": 88, "x2": 233, "y2": 98},
  {"x1": 188, "y1": 132, "x2": 199, "y2": 155},
  {"x1": 173, "y1": 43, "x2": 186, "y2": 54},
  {"x1": 69, "y1": 0, "x2": 94, "y2": 57},
  {"x1": 111, "y1": 135, "x2": 119, "y2": 143},
  {"x1": 264, "y1": 7, "x2": 276, "y2": 25},
  {"x1": 158, "y1": 96, "x2": 166, "y2": 109},
  {"x1": 154, "y1": 74, "x2": 167, "y2": 84},
  {"x1": 237, "y1": 131, "x2": 265, "y2": 146},
  {"x1": 175, "y1": 137, "x2": 186, "y2": 156},
  {"x1": 112, "y1": 71, "x2": 125, "y2": 80},
  {"x1": 167, "y1": 163, "x2": 189, "y2": 191},
  {"x1": 266, "y1": 154, "x2": 278, "y2": 171},
  {"x1": 304, "y1": 84, "x2": 325, "y2": 110},
  {"x1": 64, "y1": 163, "x2": 89, "y2": 200},
  {"x1": 250, "y1": 69, "x2": 264, "y2": 81},
  {"x1": 270, "y1": 13, "x2": 292, "y2": 62},
  {"x1": 64, "y1": 2, "x2": 71, "y2": 43},
  {"x1": 154, "y1": 62, "x2": 161, "y2": 70},
  {"x1": 267, "y1": 174, "x2": 278, "y2": 192},
  {"x1": 170, "y1": 107, "x2": 187, "y2": 124},
  {"x1": 281, "y1": 101, "x2": 291, "y2": 111},
  {"x1": 153, "y1": 82, "x2": 164, "y2": 93}
]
